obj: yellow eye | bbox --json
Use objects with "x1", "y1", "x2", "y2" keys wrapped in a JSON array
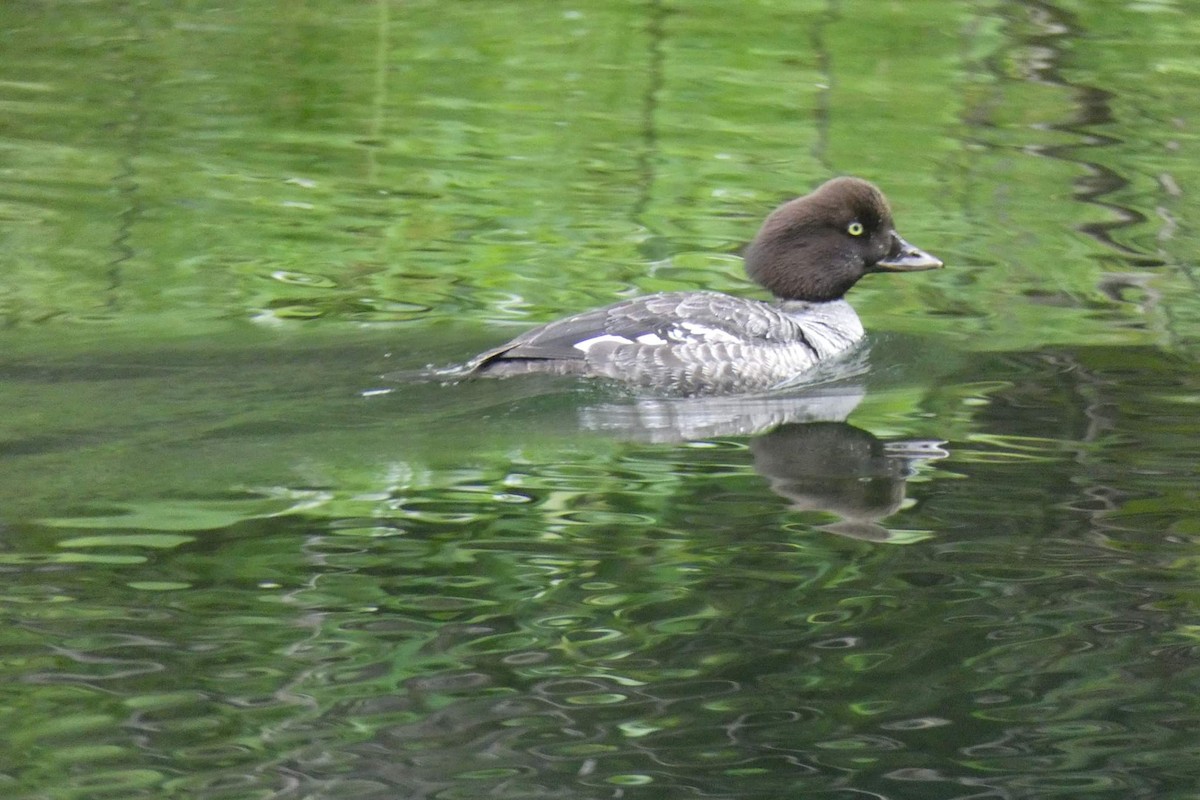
[{"x1": 847, "y1": 221, "x2": 864, "y2": 236}]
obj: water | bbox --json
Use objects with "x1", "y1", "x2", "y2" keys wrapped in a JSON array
[{"x1": 2, "y1": 1, "x2": 1199, "y2": 798}]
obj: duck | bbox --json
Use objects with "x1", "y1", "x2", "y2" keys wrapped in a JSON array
[{"x1": 464, "y1": 177, "x2": 941, "y2": 394}]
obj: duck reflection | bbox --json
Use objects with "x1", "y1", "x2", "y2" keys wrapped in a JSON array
[
  {"x1": 578, "y1": 379, "x2": 945, "y2": 542},
  {"x1": 751, "y1": 422, "x2": 944, "y2": 541},
  {"x1": 577, "y1": 379, "x2": 868, "y2": 443}
]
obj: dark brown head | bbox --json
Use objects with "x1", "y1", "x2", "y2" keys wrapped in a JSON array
[{"x1": 743, "y1": 176, "x2": 942, "y2": 302}]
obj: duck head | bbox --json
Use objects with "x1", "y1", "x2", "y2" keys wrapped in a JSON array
[{"x1": 743, "y1": 176, "x2": 942, "y2": 302}]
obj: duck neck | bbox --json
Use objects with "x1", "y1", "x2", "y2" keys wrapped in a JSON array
[{"x1": 777, "y1": 298, "x2": 865, "y2": 354}]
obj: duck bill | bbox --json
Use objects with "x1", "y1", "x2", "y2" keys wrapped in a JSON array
[{"x1": 873, "y1": 232, "x2": 943, "y2": 272}]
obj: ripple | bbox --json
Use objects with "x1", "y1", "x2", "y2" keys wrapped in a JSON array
[
  {"x1": 270, "y1": 269, "x2": 338, "y2": 288},
  {"x1": 453, "y1": 633, "x2": 544, "y2": 655},
  {"x1": 550, "y1": 509, "x2": 657, "y2": 526},
  {"x1": 385, "y1": 594, "x2": 498, "y2": 613},
  {"x1": 814, "y1": 734, "x2": 904, "y2": 751},
  {"x1": 564, "y1": 692, "x2": 628, "y2": 706},
  {"x1": 880, "y1": 716, "x2": 953, "y2": 730},
  {"x1": 1007, "y1": 773, "x2": 1127, "y2": 792},
  {"x1": 61, "y1": 769, "x2": 166, "y2": 794},
  {"x1": 57, "y1": 534, "x2": 195, "y2": 549}
]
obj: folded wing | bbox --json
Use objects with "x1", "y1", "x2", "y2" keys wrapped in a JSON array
[{"x1": 466, "y1": 291, "x2": 810, "y2": 373}]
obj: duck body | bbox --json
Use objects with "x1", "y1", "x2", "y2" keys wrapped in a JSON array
[
  {"x1": 467, "y1": 291, "x2": 864, "y2": 394},
  {"x1": 466, "y1": 177, "x2": 941, "y2": 394}
]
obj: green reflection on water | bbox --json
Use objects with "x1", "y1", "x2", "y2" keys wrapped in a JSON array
[{"x1": 1, "y1": 1, "x2": 1200, "y2": 799}]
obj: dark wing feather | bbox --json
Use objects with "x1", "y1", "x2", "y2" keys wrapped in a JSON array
[{"x1": 470, "y1": 304, "x2": 626, "y2": 367}]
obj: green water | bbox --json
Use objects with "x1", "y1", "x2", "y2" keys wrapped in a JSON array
[{"x1": 2, "y1": 1, "x2": 1200, "y2": 798}]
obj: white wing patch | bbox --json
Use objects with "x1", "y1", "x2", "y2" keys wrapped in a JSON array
[
  {"x1": 674, "y1": 322, "x2": 741, "y2": 343},
  {"x1": 573, "y1": 325, "x2": 738, "y2": 353},
  {"x1": 573, "y1": 334, "x2": 633, "y2": 353}
]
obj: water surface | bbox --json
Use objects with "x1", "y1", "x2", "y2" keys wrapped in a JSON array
[{"x1": 1, "y1": 1, "x2": 1199, "y2": 798}]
